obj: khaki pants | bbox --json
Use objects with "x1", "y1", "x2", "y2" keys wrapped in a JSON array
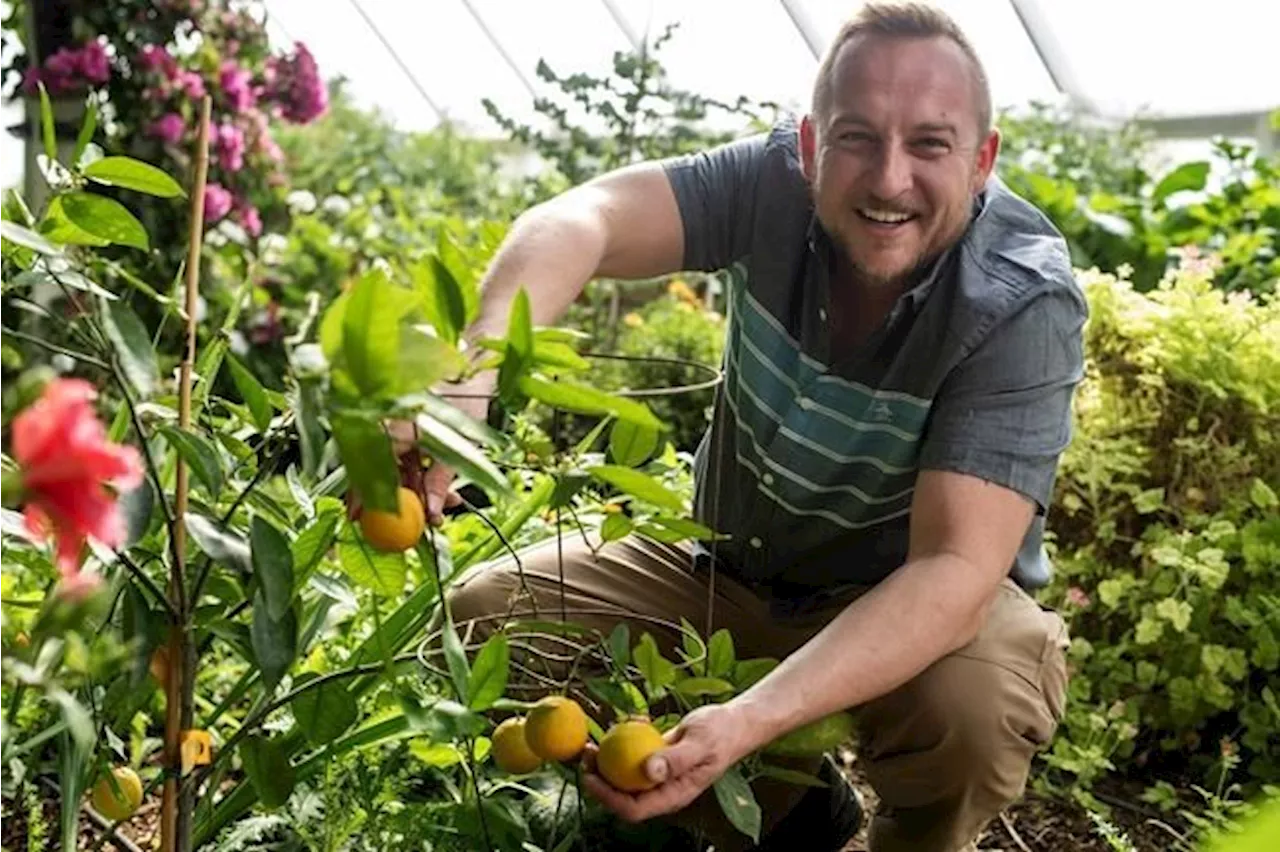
[{"x1": 449, "y1": 532, "x2": 1069, "y2": 852}]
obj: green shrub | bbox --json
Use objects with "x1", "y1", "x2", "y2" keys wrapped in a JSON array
[{"x1": 1043, "y1": 256, "x2": 1280, "y2": 799}]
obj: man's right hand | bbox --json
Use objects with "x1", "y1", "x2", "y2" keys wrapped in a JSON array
[{"x1": 387, "y1": 418, "x2": 462, "y2": 527}]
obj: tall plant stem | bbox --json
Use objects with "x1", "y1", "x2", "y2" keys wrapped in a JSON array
[{"x1": 161, "y1": 94, "x2": 211, "y2": 852}]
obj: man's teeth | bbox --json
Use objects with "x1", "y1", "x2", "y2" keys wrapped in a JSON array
[{"x1": 859, "y1": 208, "x2": 912, "y2": 224}]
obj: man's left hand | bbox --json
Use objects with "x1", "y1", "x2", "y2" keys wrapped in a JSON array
[{"x1": 582, "y1": 702, "x2": 757, "y2": 822}]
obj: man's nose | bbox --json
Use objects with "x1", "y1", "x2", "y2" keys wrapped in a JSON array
[{"x1": 866, "y1": 143, "x2": 913, "y2": 201}]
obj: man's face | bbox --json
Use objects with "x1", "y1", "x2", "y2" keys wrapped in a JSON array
[{"x1": 801, "y1": 36, "x2": 999, "y2": 290}]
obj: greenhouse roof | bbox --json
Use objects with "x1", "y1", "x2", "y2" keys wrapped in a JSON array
[{"x1": 2, "y1": 0, "x2": 1277, "y2": 191}]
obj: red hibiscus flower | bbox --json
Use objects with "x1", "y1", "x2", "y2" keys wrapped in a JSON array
[{"x1": 12, "y1": 379, "x2": 144, "y2": 595}]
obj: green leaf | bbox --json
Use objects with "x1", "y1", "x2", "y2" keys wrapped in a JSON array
[
  {"x1": 415, "y1": 413, "x2": 512, "y2": 500},
  {"x1": 713, "y1": 766, "x2": 761, "y2": 843},
  {"x1": 158, "y1": 425, "x2": 223, "y2": 498},
  {"x1": 38, "y1": 82, "x2": 55, "y2": 162},
  {"x1": 1133, "y1": 488, "x2": 1165, "y2": 515},
  {"x1": 73, "y1": 97, "x2": 97, "y2": 165},
  {"x1": 39, "y1": 196, "x2": 109, "y2": 246},
  {"x1": 318, "y1": 291, "x2": 349, "y2": 360},
  {"x1": 1, "y1": 221, "x2": 61, "y2": 255},
  {"x1": 60, "y1": 192, "x2": 149, "y2": 250},
  {"x1": 707, "y1": 629, "x2": 735, "y2": 678},
  {"x1": 101, "y1": 298, "x2": 158, "y2": 396},
  {"x1": 441, "y1": 615, "x2": 471, "y2": 704},
  {"x1": 609, "y1": 623, "x2": 630, "y2": 670},
  {"x1": 645, "y1": 515, "x2": 720, "y2": 542},
  {"x1": 292, "y1": 512, "x2": 340, "y2": 582},
  {"x1": 733, "y1": 658, "x2": 778, "y2": 690},
  {"x1": 600, "y1": 513, "x2": 632, "y2": 542},
  {"x1": 292, "y1": 673, "x2": 359, "y2": 745},
  {"x1": 764, "y1": 712, "x2": 856, "y2": 757},
  {"x1": 186, "y1": 514, "x2": 252, "y2": 575},
  {"x1": 428, "y1": 255, "x2": 467, "y2": 345},
  {"x1": 240, "y1": 735, "x2": 296, "y2": 809},
  {"x1": 251, "y1": 517, "x2": 295, "y2": 622},
  {"x1": 588, "y1": 465, "x2": 685, "y2": 513},
  {"x1": 342, "y1": 267, "x2": 417, "y2": 397},
  {"x1": 1156, "y1": 597, "x2": 1193, "y2": 632},
  {"x1": 1251, "y1": 478, "x2": 1279, "y2": 510},
  {"x1": 1153, "y1": 161, "x2": 1210, "y2": 205},
  {"x1": 672, "y1": 677, "x2": 735, "y2": 698},
  {"x1": 633, "y1": 633, "x2": 677, "y2": 695},
  {"x1": 519, "y1": 376, "x2": 664, "y2": 431},
  {"x1": 225, "y1": 355, "x2": 272, "y2": 432},
  {"x1": 466, "y1": 632, "x2": 510, "y2": 711},
  {"x1": 295, "y1": 379, "x2": 326, "y2": 479},
  {"x1": 118, "y1": 479, "x2": 154, "y2": 547},
  {"x1": 507, "y1": 288, "x2": 533, "y2": 362},
  {"x1": 338, "y1": 536, "x2": 407, "y2": 596},
  {"x1": 437, "y1": 230, "x2": 479, "y2": 324},
  {"x1": 533, "y1": 340, "x2": 591, "y2": 372},
  {"x1": 609, "y1": 420, "x2": 660, "y2": 467},
  {"x1": 587, "y1": 677, "x2": 646, "y2": 716},
  {"x1": 83, "y1": 157, "x2": 184, "y2": 198},
  {"x1": 756, "y1": 765, "x2": 830, "y2": 788},
  {"x1": 251, "y1": 591, "x2": 297, "y2": 691},
  {"x1": 401, "y1": 392, "x2": 505, "y2": 449},
  {"x1": 395, "y1": 326, "x2": 466, "y2": 393},
  {"x1": 331, "y1": 412, "x2": 399, "y2": 512}
]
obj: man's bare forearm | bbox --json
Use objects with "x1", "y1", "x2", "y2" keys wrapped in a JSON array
[{"x1": 731, "y1": 553, "x2": 1003, "y2": 749}]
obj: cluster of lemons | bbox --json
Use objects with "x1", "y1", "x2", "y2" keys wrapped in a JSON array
[{"x1": 492, "y1": 695, "x2": 667, "y2": 793}]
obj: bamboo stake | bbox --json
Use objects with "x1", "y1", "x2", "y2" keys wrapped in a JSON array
[{"x1": 161, "y1": 94, "x2": 211, "y2": 852}]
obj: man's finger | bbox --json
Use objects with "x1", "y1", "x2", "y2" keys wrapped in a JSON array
[{"x1": 646, "y1": 737, "x2": 706, "y2": 784}]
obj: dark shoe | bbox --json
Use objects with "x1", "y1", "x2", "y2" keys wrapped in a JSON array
[{"x1": 755, "y1": 755, "x2": 863, "y2": 851}]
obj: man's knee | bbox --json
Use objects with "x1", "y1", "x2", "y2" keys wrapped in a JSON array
[
  {"x1": 861, "y1": 654, "x2": 1057, "y2": 809},
  {"x1": 448, "y1": 563, "x2": 518, "y2": 629}
]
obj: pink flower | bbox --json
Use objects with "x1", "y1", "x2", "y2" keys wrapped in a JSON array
[
  {"x1": 137, "y1": 44, "x2": 177, "y2": 77},
  {"x1": 203, "y1": 183, "x2": 233, "y2": 222},
  {"x1": 178, "y1": 70, "x2": 206, "y2": 99},
  {"x1": 1066, "y1": 586, "x2": 1092, "y2": 609},
  {"x1": 76, "y1": 40, "x2": 110, "y2": 85},
  {"x1": 215, "y1": 121, "x2": 245, "y2": 172},
  {"x1": 219, "y1": 61, "x2": 256, "y2": 112},
  {"x1": 13, "y1": 379, "x2": 143, "y2": 594},
  {"x1": 148, "y1": 113, "x2": 186, "y2": 144},
  {"x1": 267, "y1": 42, "x2": 327, "y2": 124},
  {"x1": 235, "y1": 201, "x2": 262, "y2": 237}
]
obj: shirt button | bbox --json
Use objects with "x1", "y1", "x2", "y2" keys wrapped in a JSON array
[
  {"x1": 818, "y1": 307, "x2": 828, "y2": 322},
  {"x1": 749, "y1": 536, "x2": 763, "y2": 549},
  {"x1": 761, "y1": 473, "x2": 774, "y2": 486}
]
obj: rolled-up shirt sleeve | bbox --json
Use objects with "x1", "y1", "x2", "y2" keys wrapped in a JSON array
[
  {"x1": 661, "y1": 133, "x2": 765, "y2": 272},
  {"x1": 918, "y1": 286, "x2": 1087, "y2": 512}
]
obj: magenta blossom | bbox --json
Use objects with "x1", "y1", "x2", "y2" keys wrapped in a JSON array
[
  {"x1": 22, "y1": 41, "x2": 111, "y2": 96},
  {"x1": 219, "y1": 61, "x2": 256, "y2": 112},
  {"x1": 236, "y1": 201, "x2": 262, "y2": 237},
  {"x1": 148, "y1": 113, "x2": 186, "y2": 144},
  {"x1": 203, "y1": 183, "x2": 233, "y2": 222},
  {"x1": 178, "y1": 70, "x2": 206, "y2": 99},
  {"x1": 137, "y1": 44, "x2": 177, "y2": 77},
  {"x1": 216, "y1": 122, "x2": 246, "y2": 172},
  {"x1": 77, "y1": 41, "x2": 110, "y2": 84},
  {"x1": 267, "y1": 42, "x2": 327, "y2": 124}
]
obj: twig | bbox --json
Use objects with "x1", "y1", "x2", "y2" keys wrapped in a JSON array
[
  {"x1": 161, "y1": 93, "x2": 211, "y2": 852},
  {"x1": 115, "y1": 550, "x2": 177, "y2": 620},
  {"x1": 1094, "y1": 790, "x2": 1164, "y2": 820},
  {"x1": 115, "y1": 374, "x2": 174, "y2": 529},
  {"x1": 0, "y1": 326, "x2": 109, "y2": 369},
  {"x1": 999, "y1": 811, "x2": 1033, "y2": 852}
]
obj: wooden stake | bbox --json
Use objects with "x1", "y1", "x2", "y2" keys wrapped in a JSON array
[{"x1": 161, "y1": 94, "x2": 211, "y2": 852}]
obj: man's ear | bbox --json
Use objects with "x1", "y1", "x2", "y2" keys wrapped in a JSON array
[
  {"x1": 972, "y1": 126, "x2": 1000, "y2": 191},
  {"x1": 799, "y1": 114, "x2": 818, "y2": 184}
]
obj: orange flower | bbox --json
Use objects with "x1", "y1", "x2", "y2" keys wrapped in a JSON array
[{"x1": 13, "y1": 379, "x2": 143, "y2": 595}]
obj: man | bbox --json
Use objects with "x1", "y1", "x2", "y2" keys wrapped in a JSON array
[{"x1": 433, "y1": 3, "x2": 1083, "y2": 850}]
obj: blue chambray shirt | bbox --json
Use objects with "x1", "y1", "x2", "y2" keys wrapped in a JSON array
[{"x1": 660, "y1": 116, "x2": 1088, "y2": 613}]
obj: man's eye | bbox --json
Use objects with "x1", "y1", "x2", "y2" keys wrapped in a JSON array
[
  {"x1": 915, "y1": 138, "x2": 949, "y2": 151},
  {"x1": 840, "y1": 132, "x2": 873, "y2": 144}
]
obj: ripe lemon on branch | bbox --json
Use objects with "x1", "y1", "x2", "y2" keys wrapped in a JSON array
[
  {"x1": 90, "y1": 766, "x2": 143, "y2": 821},
  {"x1": 492, "y1": 717, "x2": 543, "y2": 774},
  {"x1": 596, "y1": 717, "x2": 666, "y2": 792},
  {"x1": 358, "y1": 487, "x2": 425, "y2": 552},
  {"x1": 524, "y1": 696, "x2": 589, "y2": 762}
]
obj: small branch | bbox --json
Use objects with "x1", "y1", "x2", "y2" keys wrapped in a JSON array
[
  {"x1": 0, "y1": 326, "x2": 109, "y2": 369},
  {"x1": 114, "y1": 373, "x2": 176, "y2": 530},
  {"x1": 115, "y1": 550, "x2": 177, "y2": 620},
  {"x1": 999, "y1": 811, "x2": 1033, "y2": 852}
]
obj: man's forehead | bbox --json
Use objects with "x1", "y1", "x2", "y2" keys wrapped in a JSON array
[{"x1": 826, "y1": 34, "x2": 978, "y2": 125}]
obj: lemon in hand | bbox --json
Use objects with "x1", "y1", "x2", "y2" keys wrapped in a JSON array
[
  {"x1": 359, "y1": 487, "x2": 426, "y2": 552},
  {"x1": 596, "y1": 717, "x2": 666, "y2": 792},
  {"x1": 524, "y1": 695, "x2": 589, "y2": 762}
]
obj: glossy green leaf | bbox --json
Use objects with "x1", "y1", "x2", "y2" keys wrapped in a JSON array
[
  {"x1": 158, "y1": 425, "x2": 223, "y2": 498},
  {"x1": 331, "y1": 412, "x2": 398, "y2": 512},
  {"x1": 292, "y1": 673, "x2": 359, "y2": 745},
  {"x1": 733, "y1": 658, "x2": 779, "y2": 691},
  {"x1": 251, "y1": 517, "x2": 294, "y2": 622},
  {"x1": 672, "y1": 677, "x2": 735, "y2": 698},
  {"x1": 507, "y1": 287, "x2": 534, "y2": 362},
  {"x1": 533, "y1": 340, "x2": 591, "y2": 371},
  {"x1": 225, "y1": 354, "x2": 272, "y2": 432},
  {"x1": 401, "y1": 392, "x2": 505, "y2": 448},
  {"x1": 600, "y1": 513, "x2": 632, "y2": 542},
  {"x1": 429, "y1": 254, "x2": 467, "y2": 344},
  {"x1": 713, "y1": 766, "x2": 761, "y2": 843},
  {"x1": 186, "y1": 513, "x2": 252, "y2": 575},
  {"x1": 587, "y1": 677, "x2": 646, "y2": 716},
  {"x1": 519, "y1": 376, "x2": 664, "y2": 430},
  {"x1": 707, "y1": 629, "x2": 736, "y2": 678},
  {"x1": 609, "y1": 420, "x2": 660, "y2": 467},
  {"x1": 441, "y1": 615, "x2": 471, "y2": 703},
  {"x1": 295, "y1": 379, "x2": 326, "y2": 479},
  {"x1": 292, "y1": 511, "x2": 340, "y2": 583},
  {"x1": 338, "y1": 536, "x2": 407, "y2": 596},
  {"x1": 343, "y1": 267, "x2": 417, "y2": 397},
  {"x1": 83, "y1": 156, "x2": 184, "y2": 198},
  {"x1": 415, "y1": 413, "x2": 511, "y2": 500},
  {"x1": 250, "y1": 591, "x2": 297, "y2": 692},
  {"x1": 395, "y1": 325, "x2": 467, "y2": 394},
  {"x1": 38, "y1": 82, "x2": 55, "y2": 161},
  {"x1": 587, "y1": 465, "x2": 684, "y2": 513},
  {"x1": 1153, "y1": 160, "x2": 1210, "y2": 206},
  {"x1": 60, "y1": 192, "x2": 149, "y2": 250},
  {"x1": 466, "y1": 632, "x2": 510, "y2": 711},
  {"x1": 240, "y1": 735, "x2": 296, "y2": 809},
  {"x1": 634, "y1": 633, "x2": 677, "y2": 695},
  {"x1": 437, "y1": 230, "x2": 479, "y2": 324},
  {"x1": 609, "y1": 623, "x2": 630, "y2": 670},
  {"x1": 644, "y1": 515, "x2": 721, "y2": 542},
  {"x1": 101, "y1": 298, "x2": 158, "y2": 396},
  {"x1": 39, "y1": 196, "x2": 109, "y2": 247},
  {"x1": 1, "y1": 221, "x2": 61, "y2": 255},
  {"x1": 73, "y1": 98, "x2": 97, "y2": 165}
]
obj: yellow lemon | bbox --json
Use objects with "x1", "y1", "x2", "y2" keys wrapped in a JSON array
[
  {"x1": 524, "y1": 695, "x2": 589, "y2": 762},
  {"x1": 597, "y1": 717, "x2": 665, "y2": 792},
  {"x1": 90, "y1": 766, "x2": 143, "y2": 822},
  {"x1": 359, "y1": 487, "x2": 426, "y2": 552},
  {"x1": 491, "y1": 717, "x2": 543, "y2": 774}
]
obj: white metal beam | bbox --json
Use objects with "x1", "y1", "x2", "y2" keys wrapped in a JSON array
[
  {"x1": 1007, "y1": 0, "x2": 1098, "y2": 114},
  {"x1": 456, "y1": 0, "x2": 538, "y2": 100},
  {"x1": 778, "y1": 0, "x2": 824, "y2": 61}
]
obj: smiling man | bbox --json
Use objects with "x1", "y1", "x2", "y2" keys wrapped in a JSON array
[{"x1": 442, "y1": 3, "x2": 1085, "y2": 851}]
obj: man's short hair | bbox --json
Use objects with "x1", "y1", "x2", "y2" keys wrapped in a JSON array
[{"x1": 811, "y1": 2, "x2": 993, "y2": 137}]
